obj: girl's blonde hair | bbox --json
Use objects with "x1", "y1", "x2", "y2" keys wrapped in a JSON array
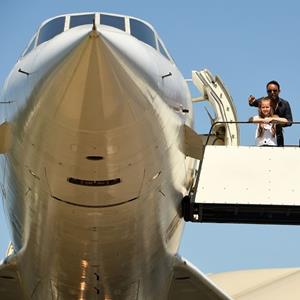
[
  {"x1": 258, "y1": 97, "x2": 274, "y2": 118},
  {"x1": 257, "y1": 97, "x2": 276, "y2": 138}
]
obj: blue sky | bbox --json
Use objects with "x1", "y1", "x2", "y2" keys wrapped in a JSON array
[{"x1": 1, "y1": 0, "x2": 300, "y2": 274}]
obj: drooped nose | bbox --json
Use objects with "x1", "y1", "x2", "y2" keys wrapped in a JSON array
[
  {"x1": 25, "y1": 28, "x2": 159, "y2": 207},
  {"x1": 34, "y1": 28, "x2": 151, "y2": 132}
]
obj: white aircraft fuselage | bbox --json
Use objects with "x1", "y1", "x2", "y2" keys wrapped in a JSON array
[{"x1": 0, "y1": 13, "x2": 196, "y2": 299}]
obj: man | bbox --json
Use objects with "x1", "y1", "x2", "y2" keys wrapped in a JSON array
[{"x1": 248, "y1": 80, "x2": 293, "y2": 146}]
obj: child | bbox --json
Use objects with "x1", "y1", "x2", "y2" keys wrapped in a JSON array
[{"x1": 249, "y1": 97, "x2": 288, "y2": 146}]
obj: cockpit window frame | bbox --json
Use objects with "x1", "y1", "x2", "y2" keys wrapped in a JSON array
[
  {"x1": 100, "y1": 14, "x2": 126, "y2": 31},
  {"x1": 69, "y1": 14, "x2": 96, "y2": 29},
  {"x1": 22, "y1": 13, "x2": 175, "y2": 64},
  {"x1": 158, "y1": 38, "x2": 171, "y2": 61},
  {"x1": 129, "y1": 18, "x2": 157, "y2": 50},
  {"x1": 22, "y1": 33, "x2": 37, "y2": 57},
  {"x1": 37, "y1": 16, "x2": 66, "y2": 46}
]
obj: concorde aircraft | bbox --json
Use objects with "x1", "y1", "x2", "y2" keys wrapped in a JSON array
[{"x1": 0, "y1": 12, "x2": 300, "y2": 300}]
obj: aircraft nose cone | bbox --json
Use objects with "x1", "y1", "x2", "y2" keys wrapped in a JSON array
[
  {"x1": 27, "y1": 29, "x2": 156, "y2": 207},
  {"x1": 35, "y1": 29, "x2": 150, "y2": 131}
]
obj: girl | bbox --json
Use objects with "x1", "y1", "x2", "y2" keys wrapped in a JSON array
[{"x1": 249, "y1": 97, "x2": 288, "y2": 146}]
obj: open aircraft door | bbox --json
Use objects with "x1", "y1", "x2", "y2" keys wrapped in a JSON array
[{"x1": 191, "y1": 69, "x2": 239, "y2": 146}]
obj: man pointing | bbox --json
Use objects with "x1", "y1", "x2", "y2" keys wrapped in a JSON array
[{"x1": 248, "y1": 80, "x2": 293, "y2": 146}]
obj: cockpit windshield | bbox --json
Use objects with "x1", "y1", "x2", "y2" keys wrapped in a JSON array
[
  {"x1": 22, "y1": 13, "x2": 173, "y2": 63},
  {"x1": 37, "y1": 17, "x2": 65, "y2": 46},
  {"x1": 70, "y1": 14, "x2": 95, "y2": 29},
  {"x1": 158, "y1": 39, "x2": 170, "y2": 60},
  {"x1": 22, "y1": 34, "x2": 36, "y2": 57},
  {"x1": 129, "y1": 18, "x2": 156, "y2": 49},
  {"x1": 100, "y1": 14, "x2": 125, "y2": 31}
]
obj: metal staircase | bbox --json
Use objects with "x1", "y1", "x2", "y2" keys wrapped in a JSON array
[{"x1": 183, "y1": 69, "x2": 300, "y2": 225}]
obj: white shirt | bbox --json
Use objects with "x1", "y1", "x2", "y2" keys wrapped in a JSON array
[{"x1": 253, "y1": 116, "x2": 277, "y2": 146}]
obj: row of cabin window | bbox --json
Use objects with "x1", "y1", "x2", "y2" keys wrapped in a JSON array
[{"x1": 23, "y1": 14, "x2": 171, "y2": 61}]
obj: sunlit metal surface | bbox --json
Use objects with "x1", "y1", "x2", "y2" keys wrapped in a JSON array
[{"x1": 0, "y1": 12, "x2": 199, "y2": 300}]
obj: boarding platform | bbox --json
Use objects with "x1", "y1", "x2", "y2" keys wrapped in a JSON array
[
  {"x1": 185, "y1": 69, "x2": 300, "y2": 225},
  {"x1": 183, "y1": 145, "x2": 300, "y2": 225}
]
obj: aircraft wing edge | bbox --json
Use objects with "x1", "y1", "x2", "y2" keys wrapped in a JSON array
[
  {"x1": 209, "y1": 267, "x2": 300, "y2": 300},
  {"x1": 0, "y1": 253, "x2": 25, "y2": 300},
  {"x1": 167, "y1": 255, "x2": 234, "y2": 300}
]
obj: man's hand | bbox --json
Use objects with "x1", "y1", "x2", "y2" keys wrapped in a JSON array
[{"x1": 248, "y1": 95, "x2": 256, "y2": 105}]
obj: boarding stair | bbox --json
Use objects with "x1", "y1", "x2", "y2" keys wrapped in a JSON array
[{"x1": 184, "y1": 69, "x2": 300, "y2": 225}]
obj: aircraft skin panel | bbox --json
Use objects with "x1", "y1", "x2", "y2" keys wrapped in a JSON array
[
  {"x1": 0, "y1": 18, "x2": 196, "y2": 299},
  {"x1": 209, "y1": 268, "x2": 300, "y2": 300},
  {"x1": 0, "y1": 260, "x2": 24, "y2": 300}
]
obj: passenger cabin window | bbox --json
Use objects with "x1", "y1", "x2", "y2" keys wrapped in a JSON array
[
  {"x1": 158, "y1": 39, "x2": 170, "y2": 61},
  {"x1": 130, "y1": 19, "x2": 156, "y2": 49},
  {"x1": 70, "y1": 14, "x2": 95, "y2": 28},
  {"x1": 23, "y1": 35, "x2": 36, "y2": 56},
  {"x1": 37, "y1": 17, "x2": 65, "y2": 46},
  {"x1": 100, "y1": 14, "x2": 125, "y2": 31}
]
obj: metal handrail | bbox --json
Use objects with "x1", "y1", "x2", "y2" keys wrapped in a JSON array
[
  {"x1": 205, "y1": 120, "x2": 300, "y2": 147},
  {"x1": 190, "y1": 120, "x2": 300, "y2": 202}
]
